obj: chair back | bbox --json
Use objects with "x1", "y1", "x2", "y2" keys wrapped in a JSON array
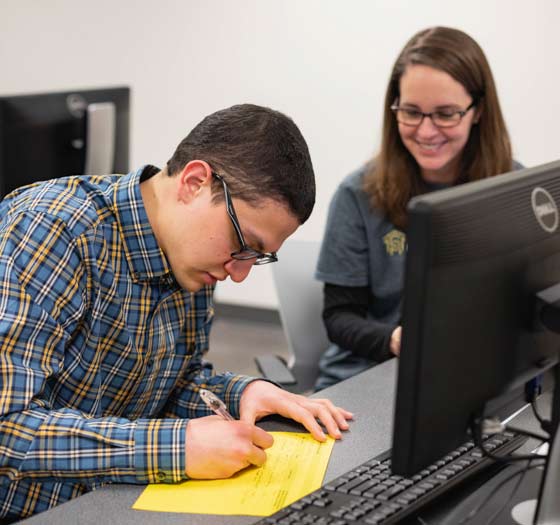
[{"x1": 272, "y1": 239, "x2": 329, "y2": 391}]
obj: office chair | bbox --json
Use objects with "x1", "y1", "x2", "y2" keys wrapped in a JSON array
[{"x1": 255, "y1": 239, "x2": 330, "y2": 394}]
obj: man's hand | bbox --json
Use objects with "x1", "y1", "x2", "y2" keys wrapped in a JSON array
[
  {"x1": 240, "y1": 380, "x2": 353, "y2": 442},
  {"x1": 185, "y1": 415, "x2": 274, "y2": 479}
]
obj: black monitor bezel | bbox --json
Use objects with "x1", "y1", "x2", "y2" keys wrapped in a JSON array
[
  {"x1": 0, "y1": 86, "x2": 130, "y2": 198},
  {"x1": 392, "y1": 160, "x2": 560, "y2": 476}
]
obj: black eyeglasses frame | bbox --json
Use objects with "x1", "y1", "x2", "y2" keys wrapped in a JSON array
[
  {"x1": 212, "y1": 172, "x2": 278, "y2": 265},
  {"x1": 390, "y1": 101, "x2": 477, "y2": 128}
]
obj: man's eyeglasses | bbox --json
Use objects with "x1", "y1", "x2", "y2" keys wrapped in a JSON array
[
  {"x1": 390, "y1": 101, "x2": 476, "y2": 128},
  {"x1": 212, "y1": 172, "x2": 278, "y2": 265}
]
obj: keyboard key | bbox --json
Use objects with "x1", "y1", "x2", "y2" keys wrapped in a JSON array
[
  {"x1": 290, "y1": 500, "x2": 309, "y2": 510},
  {"x1": 418, "y1": 481, "x2": 438, "y2": 491},
  {"x1": 398, "y1": 491, "x2": 420, "y2": 503},
  {"x1": 312, "y1": 498, "x2": 331, "y2": 508},
  {"x1": 364, "y1": 512, "x2": 386, "y2": 524},
  {"x1": 363, "y1": 484, "x2": 387, "y2": 498},
  {"x1": 338, "y1": 474, "x2": 371, "y2": 494},
  {"x1": 377, "y1": 483, "x2": 406, "y2": 501},
  {"x1": 350, "y1": 479, "x2": 381, "y2": 496},
  {"x1": 410, "y1": 486, "x2": 428, "y2": 496}
]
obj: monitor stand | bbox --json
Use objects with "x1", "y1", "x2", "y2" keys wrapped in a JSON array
[
  {"x1": 440, "y1": 363, "x2": 560, "y2": 525},
  {"x1": 440, "y1": 463, "x2": 543, "y2": 524}
]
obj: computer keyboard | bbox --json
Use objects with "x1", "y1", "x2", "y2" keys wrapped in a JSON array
[{"x1": 255, "y1": 431, "x2": 527, "y2": 525}]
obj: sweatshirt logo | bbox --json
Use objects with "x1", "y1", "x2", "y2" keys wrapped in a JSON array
[
  {"x1": 383, "y1": 230, "x2": 406, "y2": 256},
  {"x1": 531, "y1": 187, "x2": 558, "y2": 233}
]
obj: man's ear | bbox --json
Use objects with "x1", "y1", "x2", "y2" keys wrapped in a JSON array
[{"x1": 176, "y1": 160, "x2": 213, "y2": 203}]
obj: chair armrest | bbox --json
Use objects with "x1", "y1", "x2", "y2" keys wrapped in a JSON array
[{"x1": 255, "y1": 354, "x2": 297, "y2": 385}]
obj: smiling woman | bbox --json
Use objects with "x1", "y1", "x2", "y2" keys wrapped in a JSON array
[
  {"x1": 393, "y1": 64, "x2": 480, "y2": 185},
  {"x1": 313, "y1": 26, "x2": 520, "y2": 391}
]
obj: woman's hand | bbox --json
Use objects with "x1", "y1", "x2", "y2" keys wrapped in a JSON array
[{"x1": 390, "y1": 326, "x2": 402, "y2": 356}]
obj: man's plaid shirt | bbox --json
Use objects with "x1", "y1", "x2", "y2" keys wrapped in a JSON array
[{"x1": 0, "y1": 166, "x2": 253, "y2": 520}]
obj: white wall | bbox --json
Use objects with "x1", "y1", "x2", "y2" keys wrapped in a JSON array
[{"x1": 1, "y1": 0, "x2": 559, "y2": 308}]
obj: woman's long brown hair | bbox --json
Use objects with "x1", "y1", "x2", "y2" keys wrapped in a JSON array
[{"x1": 364, "y1": 26, "x2": 512, "y2": 230}]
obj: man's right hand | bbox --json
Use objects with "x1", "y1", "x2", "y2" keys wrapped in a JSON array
[{"x1": 185, "y1": 415, "x2": 274, "y2": 479}]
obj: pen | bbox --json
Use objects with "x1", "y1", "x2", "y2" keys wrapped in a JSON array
[{"x1": 199, "y1": 388, "x2": 235, "y2": 421}]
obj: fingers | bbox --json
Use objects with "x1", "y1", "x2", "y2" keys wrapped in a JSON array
[
  {"x1": 252, "y1": 426, "x2": 274, "y2": 450},
  {"x1": 235, "y1": 425, "x2": 272, "y2": 469},
  {"x1": 289, "y1": 403, "x2": 329, "y2": 441},
  {"x1": 306, "y1": 399, "x2": 354, "y2": 440},
  {"x1": 315, "y1": 398, "x2": 353, "y2": 436},
  {"x1": 247, "y1": 443, "x2": 268, "y2": 468},
  {"x1": 239, "y1": 380, "x2": 354, "y2": 443},
  {"x1": 278, "y1": 397, "x2": 354, "y2": 442},
  {"x1": 390, "y1": 326, "x2": 402, "y2": 356},
  {"x1": 185, "y1": 417, "x2": 273, "y2": 479}
]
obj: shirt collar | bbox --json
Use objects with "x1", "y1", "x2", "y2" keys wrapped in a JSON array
[{"x1": 113, "y1": 165, "x2": 174, "y2": 283}]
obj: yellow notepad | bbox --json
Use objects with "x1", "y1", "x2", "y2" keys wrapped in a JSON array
[{"x1": 132, "y1": 431, "x2": 335, "y2": 516}]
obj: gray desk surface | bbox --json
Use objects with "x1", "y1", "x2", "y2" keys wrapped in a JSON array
[
  {"x1": 18, "y1": 359, "x2": 398, "y2": 525},
  {"x1": 16, "y1": 360, "x2": 551, "y2": 525}
]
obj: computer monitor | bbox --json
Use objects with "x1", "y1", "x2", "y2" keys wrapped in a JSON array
[
  {"x1": 0, "y1": 86, "x2": 130, "y2": 198},
  {"x1": 392, "y1": 159, "x2": 560, "y2": 478}
]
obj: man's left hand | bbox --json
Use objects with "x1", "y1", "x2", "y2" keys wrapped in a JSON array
[{"x1": 239, "y1": 380, "x2": 353, "y2": 441}]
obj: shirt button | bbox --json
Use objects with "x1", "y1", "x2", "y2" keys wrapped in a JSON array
[
  {"x1": 147, "y1": 358, "x2": 154, "y2": 369},
  {"x1": 157, "y1": 471, "x2": 166, "y2": 481}
]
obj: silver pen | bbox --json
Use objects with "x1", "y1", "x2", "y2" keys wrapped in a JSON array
[{"x1": 199, "y1": 388, "x2": 235, "y2": 421}]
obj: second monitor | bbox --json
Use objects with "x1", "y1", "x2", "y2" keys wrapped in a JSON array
[{"x1": 0, "y1": 86, "x2": 130, "y2": 198}]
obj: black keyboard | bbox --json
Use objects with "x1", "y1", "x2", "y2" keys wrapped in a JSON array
[{"x1": 255, "y1": 431, "x2": 527, "y2": 525}]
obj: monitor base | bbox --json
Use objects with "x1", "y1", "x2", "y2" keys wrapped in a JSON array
[{"x1": 440, "y1": 463, "x2": 543, "y2": 525}]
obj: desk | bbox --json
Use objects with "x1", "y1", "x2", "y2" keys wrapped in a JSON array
[
  {"x1": 16, "y1": 359, "x2": 546, "y2": 525},
  {"x1": 18, "y1": 359, "x2": 397, "y2": 525}
]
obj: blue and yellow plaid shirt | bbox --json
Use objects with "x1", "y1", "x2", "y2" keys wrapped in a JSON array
[{"x1": 0, "y1": 166, "x2": 254, "y2": 520}]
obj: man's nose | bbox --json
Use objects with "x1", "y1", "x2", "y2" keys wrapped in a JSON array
[{"x1": 224, "y1": 258, "x2": 254, "y2": 283}]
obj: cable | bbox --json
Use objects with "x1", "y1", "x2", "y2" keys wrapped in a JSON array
[
  {"x1": 471, "y1": 419, "x2": 549, "y2": 463},
  {"x1": 525, "y1": 375, "x2": 554, "y2": 435},
  {"x1": 485, "y1": 458, "x2": 536, "y2": 525},
  {"x1": 531, "y1": 398, "x2": 546, "y2": 426},
  {"x1": 505, "y1": 424, "x2": 549, "y2": 443},
  {"x1": 531, "y1": 398, "x2": 554, "y2": 435},
  {"x1": 456, "y1": 462, "x2": 543, "y2": 525},
  {"x1": 455, "y1": 396, "x2": 551, "y2": 524}
]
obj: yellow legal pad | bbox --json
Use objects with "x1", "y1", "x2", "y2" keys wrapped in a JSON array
[{"x1": 132, "y1": 431, "x2": 335, "y2": 516}]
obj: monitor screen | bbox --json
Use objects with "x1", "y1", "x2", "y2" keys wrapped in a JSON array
[
  {"x1": 392, "y1": 160, "x2": 560, "y2": 476},
  {"x1": 0, "y1": 86, "x2": 129, "y2": 198}
]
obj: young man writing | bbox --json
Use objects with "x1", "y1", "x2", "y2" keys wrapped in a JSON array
[{"x1": 0, "y1": 104, "x2": 352, "y2": 521}]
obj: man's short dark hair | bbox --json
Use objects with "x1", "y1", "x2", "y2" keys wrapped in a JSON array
[{"x1": 166, "y1": 104, "x2": 315, "y2": 224}]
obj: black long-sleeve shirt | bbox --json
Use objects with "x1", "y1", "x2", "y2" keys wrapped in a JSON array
[{"x1": 323, "y1": 283, "x2": 396, "y2": 363}]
